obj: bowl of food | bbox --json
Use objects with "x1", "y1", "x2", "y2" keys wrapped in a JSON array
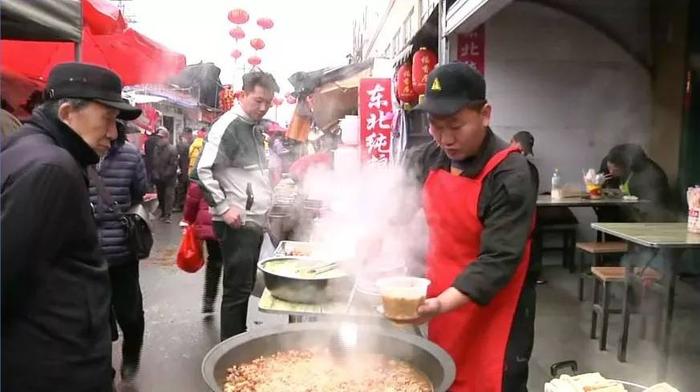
[
  {"x1": 258, "y1": 257, "x2": 351, "y2": 303},
  {"x1": 376, "y1": 277, "x2": 430, "y2": 321},
  {"x1": 202, "y1": 322, "x2": 455, "y2": 392}
]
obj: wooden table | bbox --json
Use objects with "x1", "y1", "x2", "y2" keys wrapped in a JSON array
[
  {"x1": 591, "y1": 222, "x2": 700, "y2": 378},
  {"x1": 537, "y1": 195, "x2": 645, "y2": 207}
]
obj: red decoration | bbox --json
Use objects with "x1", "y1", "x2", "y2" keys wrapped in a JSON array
[
  {"x1": 285, "y1": 94, "x2": 297, "y2": 105},
  {"x1": 272, "y1": 96, "x2": 284, "y2": 106},
  {"x1": 228, "y1": 9, "x2": 249, "y2": 25},
  {"x1": 219, "y1": 85, "x2": 235, "y2": 112},
  {"x1": 411, "y1": 47, "x2": 438, "y2": 95},
  {"x1": 229, "y1": 27, "x2": 245, "y2": 41},
  {"x1": 248, "y1": 56, "x2": 262, "y2": 66},
  {"x1": 230, "y1": 49, "x2": 242, "y2": 60},
  {"x1": 250, "y1": 38, "x2": 266, "y2": 51},
  {"x1": 395, "y1": 63, "x2": 418, "y2": 103},
  {"x1": 359, "y1": 78, "x2": 392, "y2": 166},
  {"x1": 457, "y1": 25, "x2": 486, "y2": 75},
  {"x1": 257, "y1": 17, "x2": 274, "y2": 30}
]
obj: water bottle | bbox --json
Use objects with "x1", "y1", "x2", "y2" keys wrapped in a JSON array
[{"x1": 551, "y1": 169, "x2": 562, "y2": 200}]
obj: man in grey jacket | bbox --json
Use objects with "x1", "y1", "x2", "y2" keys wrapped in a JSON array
[{"x1": 196, "y1": 71, "x2": 279, "y2": 339}]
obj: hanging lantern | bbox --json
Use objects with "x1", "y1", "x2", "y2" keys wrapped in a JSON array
[
  {"x1": 396, "y1": 63, "x2": 418, "y2": 103},
  {"x1": 250, "y1": 38, "x2": 266, "y2": 51},
  {"x1": 411, "y1": 47, "x2": 438, "y2": 95},
  {"x1": 285, "y1": 94, "x2": 297, "y2": 105},
  {"x1": 230, "y1": 49, "x2": 242, "y2": 61},
  {"x1": 229, "y1": 27, "x2": 245, "y2": 41},
  {"x1": 272, "y1": 96, "x2": 284, "y2": 106},
  {"x1": 228, "y1": 9, "x2": 249, "y2": 24},
  {"x1": 248, "y1": 56, "x2": 262, "y2": 66},
  {"x1": 257, "y1": 17, "x2": 274, "y2": 30}
]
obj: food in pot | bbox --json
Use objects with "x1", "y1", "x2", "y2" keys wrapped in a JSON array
[
  {"x1": 377, "y1": 277, "x2": 430, "y2": 321},
  {"x1": 224, "y1": 348, "x2": 432, "y2": 392},
  {"x1": 262, "y1": 258, "x2": 346, "y2": 279}
]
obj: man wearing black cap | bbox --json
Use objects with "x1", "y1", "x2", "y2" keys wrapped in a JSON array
[
  {"x1": 404, "y1": 63, "x2": 537, "y2": 391},
  {"x1": 1, "y1": 62, "x2": 141, "y2": 391}
]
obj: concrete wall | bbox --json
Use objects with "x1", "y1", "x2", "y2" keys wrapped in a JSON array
[{"x1": 450, "y1": 1, "x2": 652, "y2": 191}]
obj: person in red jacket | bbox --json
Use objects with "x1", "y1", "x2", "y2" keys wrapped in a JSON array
[{"x1": 183, "y1": 182, "x2": 222, "y2": 314}]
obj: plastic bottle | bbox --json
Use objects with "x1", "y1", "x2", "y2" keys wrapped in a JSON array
[{"x1": 551, "y1": 169, "x2": 563, "y2": 200}]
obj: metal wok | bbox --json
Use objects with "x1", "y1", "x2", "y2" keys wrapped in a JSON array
[{"x1": 201, "y1": 322, "x2": 456, "y2": 392}]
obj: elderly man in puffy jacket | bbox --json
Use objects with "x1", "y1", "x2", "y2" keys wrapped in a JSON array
[{"x1": 89, "y1": 121, "x2": 147, "y2": 382}]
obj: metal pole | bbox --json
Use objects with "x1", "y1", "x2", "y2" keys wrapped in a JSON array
[{"x1": 438, "y1": 0, "x2": 450, "y2": 64}]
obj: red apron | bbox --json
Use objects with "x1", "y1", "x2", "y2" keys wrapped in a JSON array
[{"x1": 423, "y1": 146, "x2": 531, "y2": 392}]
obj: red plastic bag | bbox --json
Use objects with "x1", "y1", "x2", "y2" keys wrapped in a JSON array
[{"x1": 177, "y1": 225, "x2": 204, "y2": 273}]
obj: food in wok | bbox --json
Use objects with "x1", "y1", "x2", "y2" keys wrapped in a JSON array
[
  {"x1": 224, "y1": 347, "x2": 432, "y2": 392},
  {"x1": 261, "y1": 258, "x2": 346, "y2": 279}
]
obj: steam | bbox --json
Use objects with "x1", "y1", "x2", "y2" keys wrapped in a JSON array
[{"x1": 301, "y1": 161, "x2": 428, "y2": 284}]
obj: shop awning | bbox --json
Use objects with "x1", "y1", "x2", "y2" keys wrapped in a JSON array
[
  {"x1": 1, "y1": 0, "x2": 82, "y2": 42},
  {"x1": 1, "y1": 28, "x2": 186, "y2": 86},
  {"x1": 0, "y1": 0, "x2": 185, "y2": 86},
  {"x1": 445, "y1": 0, "x2": 513, "y2": 36}
]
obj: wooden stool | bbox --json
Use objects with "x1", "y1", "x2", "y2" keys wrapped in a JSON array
[
  {"x1": 590, "y1": 267, "x2": 625, "y2": 351},
  {"x1": 576, "y1": 241, "x2": 628, "y2": 301}
]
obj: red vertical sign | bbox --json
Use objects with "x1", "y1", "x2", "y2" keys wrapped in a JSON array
[
  {"x1": 457, "y1": 25, "x2": 485, "y2": 75},
  {"x1": 359, "y1": 78, "x2": 393, "y2": 166}
]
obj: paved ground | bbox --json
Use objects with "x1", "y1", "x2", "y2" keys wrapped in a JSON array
[{"x1": 113, "y1": 214, "x2": 700, "y2": 391}]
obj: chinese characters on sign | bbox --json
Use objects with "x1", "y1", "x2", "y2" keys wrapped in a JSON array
[
  {"x1": 457, "y1": 25, "x2": 485, "y2": 75},
  {"x1": 359, "y1": 78, "x2": 393, "y2": 166}
]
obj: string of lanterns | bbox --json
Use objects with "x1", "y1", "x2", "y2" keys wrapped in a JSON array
[{"x1": 394, "y1": 47, "x2": 438, "y2": 107}]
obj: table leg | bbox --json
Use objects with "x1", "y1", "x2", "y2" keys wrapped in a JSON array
[
  {"x1": 617, "y1": 264, "x2": 633, "y2": 362},
  {"x1": 657, "y1": 251, "x2": 679, "y2": 380}
]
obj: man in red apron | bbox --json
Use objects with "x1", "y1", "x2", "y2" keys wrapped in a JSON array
[{"x1": 405, "y1": 63, "x2": 538, "y2": 392}]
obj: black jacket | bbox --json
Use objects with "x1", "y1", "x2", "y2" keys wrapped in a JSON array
[
  {"x1": 405, "y1": 130, "x2": 538, "y2": 305},
  {"x1": 151, "y1": 137, "x2": 178, "y2": 182},
  {"x1": 600, "y1": 145, "x2": 676, "y2": 222},
  {"x1": 1, "y1": 107, "x2": 112, "y2": 391},
  {"x1": 89, "y1": 141, "x2": 147, "y2": 265}
]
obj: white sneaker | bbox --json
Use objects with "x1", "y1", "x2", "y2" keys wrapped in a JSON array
[{"x1": 179, "y1": 220, "x2": 188, "y2": 227}]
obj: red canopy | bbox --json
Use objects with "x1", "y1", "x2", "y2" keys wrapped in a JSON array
[{"x1": 0, "y1": 0, "x2": 186, "y2": 86}]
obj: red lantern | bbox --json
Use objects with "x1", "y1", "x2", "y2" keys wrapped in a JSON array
[
  {"x1": 272, "y1": 96, "x2": 284, "y2": 106},
  {"x1": 411, "y1": 47, "x2": 438, "y2": 95},
  {"x1": 248, "y1": 56, "x2": 262, "y2": 66},
  {"x1": 396, "y1": 63, "x2": 418, "y2": 103},
  {"x1": 257, "y1": 17, "x2": 274, "y2": 30},
  {"x1": 228, "y1": 9, "x2": 249, "y2": 24},
  {"x1": 229, "y1": 27, "x2": 245, "y2": 41},
  {"x1": 230, "y1": 49, "x2": 242, "y2": 60},
  {"x1": 250, "y1": 38, "x2": 266, "y2": 51},
  {"x1": 285, "y1": 94, "x2": 297, "y2": 105}
]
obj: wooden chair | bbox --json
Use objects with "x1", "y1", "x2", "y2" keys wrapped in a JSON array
[{"x1": 576, "y1": 241, "x2": 628, "y2": 301}]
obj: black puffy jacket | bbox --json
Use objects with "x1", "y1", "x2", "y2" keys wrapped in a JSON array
[
  {"x1": 89, "y1": 140, "x2": 147, "y2": 265},
  {"x1": 1, "y1": 107, "x2": 112, "y2": 391}
]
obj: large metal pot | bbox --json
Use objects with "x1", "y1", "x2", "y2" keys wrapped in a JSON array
[
  {"x1": 258, "y1": 257, "x2": 352, "y2": 303},
  {"x1": 202, "y1": 322, "x2": 456, "y2": 392}
]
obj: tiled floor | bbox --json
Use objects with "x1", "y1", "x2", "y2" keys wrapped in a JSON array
[{"x1": 114, "y1": 217, "x2": 700, "y2": 391}]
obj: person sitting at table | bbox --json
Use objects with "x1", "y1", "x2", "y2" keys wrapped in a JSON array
[{"x1": 599, "y1": 144, "x2": 676, "y2": 222}]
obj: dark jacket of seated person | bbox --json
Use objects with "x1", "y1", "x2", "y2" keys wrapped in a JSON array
[{"x1": 598, "y1": 144, "x2": 676, "y2": 222}]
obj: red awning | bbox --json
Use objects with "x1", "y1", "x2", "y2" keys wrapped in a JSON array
[{"x1": 0, "y1": 0, "x2": 186, "y2": 86}]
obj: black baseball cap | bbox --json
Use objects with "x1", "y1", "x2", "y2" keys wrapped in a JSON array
[
  {"x1": 512, "y1": 131, "x2": 535, "y2": 155},
  {"x1": 45, "y1": 63, "x2": 142, "y2": 121},
  {"x1": 414, "y1": 62, "x2": 486, "y2": 116}
]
